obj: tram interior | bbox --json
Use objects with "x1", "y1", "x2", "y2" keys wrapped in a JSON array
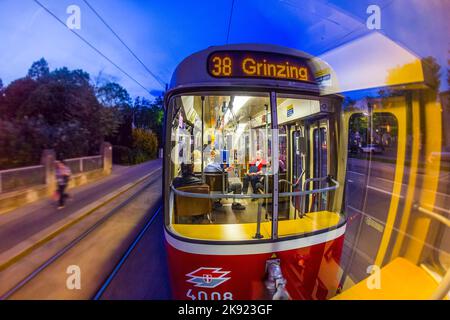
[{"x1": 168, "y1": 93, "x2": 343, "y2": 240}]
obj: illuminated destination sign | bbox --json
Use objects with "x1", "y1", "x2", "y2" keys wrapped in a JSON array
[{"x1": 207, "y1": 51, "x2": 314, "y2": 83}]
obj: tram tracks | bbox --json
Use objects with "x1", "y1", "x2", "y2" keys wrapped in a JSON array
[
  {"x1": 92, "y1": 205, "x2": 162, "y2": 300},
  {"x1": 0, "y1": 168, "x2": 162, "y2": 300}
]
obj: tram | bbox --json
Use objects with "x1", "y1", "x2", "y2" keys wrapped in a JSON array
[
  {"x1": 163, "y1": 44, "x2": 347, "y2": 300},
  {"x1": 163, "y1": 43, "x2": 450, "y2": 300}
]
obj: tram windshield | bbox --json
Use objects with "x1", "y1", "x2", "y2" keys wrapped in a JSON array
[{"x1": 167, "y1": 91, "x2": 344, "y2": 241}]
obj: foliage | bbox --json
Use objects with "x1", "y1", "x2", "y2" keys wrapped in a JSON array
[
  {"x1": 133, "y1": 96, "x2": 164, "y2": 144},
  {"x1": 113, "y1": 129, "x2": 159, "y2": 165},
  {"x1": 98, "y1": 106, "x2": 123, "y2": 137},
  {"x1": 0, "y1": 57, "x2": 162, "y2": 169},
  {"x1": 96, "y1": 81, "x2": 133, "y2": 148},
  {"x1": 112, "y1": 145, "x2": 132, "y2": 165},
  {"x1": 131, "y1": 128, "x2": 159, "y2": 163},
  {"x1": 97, "y1": 82, "x2": 132, "y2": 108},
  {"x1": 27, "y1": 58, "x2": 50, "y2": 80},
  {"x1": 422, "y1": 56, "x2": 441, "y2": 91}
]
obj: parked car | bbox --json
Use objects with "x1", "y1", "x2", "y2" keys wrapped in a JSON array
[{"x1": 360, "y1": 144, "x2": 384, "y2": 154}]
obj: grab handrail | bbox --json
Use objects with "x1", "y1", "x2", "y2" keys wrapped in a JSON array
[
  {"x1": 412, "y1": 203, "x2": 450, "y2": 300},
  {"x1": 170, "y1": 176, "x2": 340, "y2": 199},
  {"x1": 415, "y1": 205, "x2": 450, "y2": 228},
  {"x1": 279, "y1": 170, "x2": 305, "y2": 188},
  {"x1": 170, "y1": 176, "x2": 340, "y2": 246}
]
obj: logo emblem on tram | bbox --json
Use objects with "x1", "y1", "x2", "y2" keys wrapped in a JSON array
[{"x1": 186, "y1": 267, "x2": 231, "y2": 288}]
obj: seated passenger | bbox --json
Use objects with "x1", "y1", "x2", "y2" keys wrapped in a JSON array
[
  {"x1": 204, "y1": 150, "x2": 245, "y2": 210},
  {"x1": 173, "y1": 163, "x2": 202, "y2": 188},
  {"x1": 204, "y1": 150, "x2": 223, "y2": 173},
  {"x1": 173, "y1": 162, "x2": 210, "y2": 224},
  {"x1": 265, "y1": 158, "x2": 286, "y2": 174},
  {"x1": 192, "y1": 149, "x2": 202, "y2": 173},
  {"x1": 243, "y1": 150, "x2": 266, "y2": 195},
  {"x1": 279, "y1": 154, "x2": 287, "y2": 173}
]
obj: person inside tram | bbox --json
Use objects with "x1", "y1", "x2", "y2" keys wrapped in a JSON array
[
  {"x1": 172, "y1": 162, "x2": 202, "y2": 188},
  {"x1": 192, "y1": 149, "x2": 202, "y2": 173},
  {"x1": 242, "y1": 150, "x2": 267, "y2": 196},
  {"x1": 204, "y1": 150, "x2": 246, "y2": 210},
  {"x1": 278, "y1": 154, "x2": 287, "y2": 173}
]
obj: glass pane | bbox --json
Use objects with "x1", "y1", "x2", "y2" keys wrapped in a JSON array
[
  {"x1": 343, "y1": 109, "x2": 400, "y2": 283},
  {"x1": 275, "y1": 95, "x2": 343, "y2": 238}
]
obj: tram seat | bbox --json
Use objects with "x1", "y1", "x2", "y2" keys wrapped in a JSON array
[
  {"x1": 174, "y1": 184, "x2": 212, "y2": 222},
  {"x1": 264, "y1": 173, "x2": 289, "y2": 219},
  {"x1": 204, "y1": 173, "x2": 228, "y2": 207},
  {"x1": 267, "y1": 173, "x2": 288, "y2": 194},
  {"x1": 204, "y1": 172, "x2": 228, "y2": 192},
  {"x1": 332, "y1": 257, "x2": 441, "y2": 300}
]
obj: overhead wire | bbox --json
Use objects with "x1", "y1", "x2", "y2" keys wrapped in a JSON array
[
  {"x1": 83, "y1": 0, "x2": 166, "y2": 88},
  {"x1": 33, "y1": 0, "x2": 156, "y2": 96},
  {"x1": 226, "y1": 0, "x2": 235, "y2": 44}
]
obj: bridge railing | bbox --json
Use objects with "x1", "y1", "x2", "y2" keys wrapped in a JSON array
[
  {"x1": 0, "y1": 155, "x2": 104, "y2": 194},
  {"x1": 65, "y1": 155, "x2": 103, "y2": 175},
  {"x1": 0, "y1": 165, "x2": 46, "y2": 194}
]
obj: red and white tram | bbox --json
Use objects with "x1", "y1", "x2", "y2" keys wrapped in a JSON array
[{"x1": 163, "y1": 44, "x2": 347, "y2": 300}]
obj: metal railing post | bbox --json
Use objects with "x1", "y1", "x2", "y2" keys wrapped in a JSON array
[
  {"x1": 270, "y1": 91, "x2": 279, "y2": 240},
  {"x1": 254, "y1": 200, "x2": 263, "y2": 239}
]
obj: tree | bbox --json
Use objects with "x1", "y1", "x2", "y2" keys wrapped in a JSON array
[
  {"x1": 98, "y1": 106, "x2": 123, "y2": 137},
  {"x1": 22, "y1": 67, "x2": 105, "y2": 154},
  {"x1": 0, "y1": 77, "x2": 38, "y2": 120},
  {"x1": 0, "y1": 57, "x2": 161, "y2": 168},
  {"x1": 51, "y1": 67, "x2": 90, "y2": 87},
  {"x1": 97, "y1": 82, "x2": 132, "y2": 108},
  {"x1": 422, "y1": 56, "x2": 441, "y2": 91},
  {"x1": 0, "y1": 63, "x2": 115, "y2": 168},
  {"x1": 96, "y1": 82, "x2": 133, "y2": 148},
  {"x1": 27, "y1": 58, "x2": 50, "y2": 80},
  {"x1": 447, "y1": 52, "x2": 449, "y2": 88},
  {"x1": 132, "y1": 128, "x2": 158, "y2": 162},
  {"x1": 133, "y1": 95, "x2": 164, "y2": 145},
  {"x1": 0, "y1": 78, "x2": 4, "y2": 118}
]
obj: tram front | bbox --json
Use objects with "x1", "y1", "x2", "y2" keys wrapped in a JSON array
[{"x1": 163, "y1": 44, "x2": 347, "y2": 300}]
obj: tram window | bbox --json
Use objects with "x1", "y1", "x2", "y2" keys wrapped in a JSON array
[
  {"x1": 312, "y1": 127, "x2": 328, "y2": 211},
  {"x1": 167, "y1": 93, "x2": 344, "y2": 241},
  {"x1": 436, "y1": 225, "x2": 450, "y2": 271},
  {"x1": 167, "y1": 93, "x2": 276, "y2": 240},
  {"x1": 275, "y1": 95, "x2": 343, "y2": 238}
]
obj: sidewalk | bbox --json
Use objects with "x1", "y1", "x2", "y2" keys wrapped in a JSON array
[{"x1": 0, "y1": 159, "x2": 162, "y2": 258}]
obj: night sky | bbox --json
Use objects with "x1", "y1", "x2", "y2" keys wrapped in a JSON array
[{"x1": 0, "y1": 0, "x2": 448, "y2": 98}]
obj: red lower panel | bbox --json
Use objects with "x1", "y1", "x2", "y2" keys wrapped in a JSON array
[{"x1": 166, "y1": 234, "x2": 344, "y2": 300}]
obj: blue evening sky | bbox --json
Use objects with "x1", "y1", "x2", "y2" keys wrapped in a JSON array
[{"x1": 0, "y1": 0, "x2": 448, "y2": 99}]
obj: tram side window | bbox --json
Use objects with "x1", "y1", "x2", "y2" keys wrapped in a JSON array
[
  {"x1": 274, "y1": 95, "x2": 343, "y2": 238},
  {"x1": 344, "y1": 111, "x2": 400, "y2": 282},
  {"x1": 312, "y1": 127, "x2": 328, "y2": 211},
  {"x1": 168, "y1": 93, "x2": 275, "y2": 233}
]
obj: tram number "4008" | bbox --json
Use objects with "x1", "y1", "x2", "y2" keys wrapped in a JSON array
[{"x1": 186, "y1": 289, "x2": 233, "y2": 300}]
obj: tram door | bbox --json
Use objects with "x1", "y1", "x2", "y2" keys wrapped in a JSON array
[
  {"x1": 308, "y1": 119, "x2": 328, "y2": 212},
  {"x1": 291, "y1": 127, "x2": 305, "y2": 210}
]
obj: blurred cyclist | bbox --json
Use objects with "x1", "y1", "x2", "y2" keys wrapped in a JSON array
[{"x1": 55, "y1": 160, "x2": 71, "y2": 209}]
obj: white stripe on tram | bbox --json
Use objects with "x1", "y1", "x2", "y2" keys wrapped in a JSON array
[{"x1": 164, "y1": 224, "x2": 346, "y2": 256}]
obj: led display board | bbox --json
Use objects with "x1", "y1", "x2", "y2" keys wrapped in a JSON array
[{"x1": 207, "y1": 51, "x2": 314, "y2": 83}]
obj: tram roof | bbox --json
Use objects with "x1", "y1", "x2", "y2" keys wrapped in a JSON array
[{"x1": 168, "y1": 43, "x2": 325, "y2": 94}]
